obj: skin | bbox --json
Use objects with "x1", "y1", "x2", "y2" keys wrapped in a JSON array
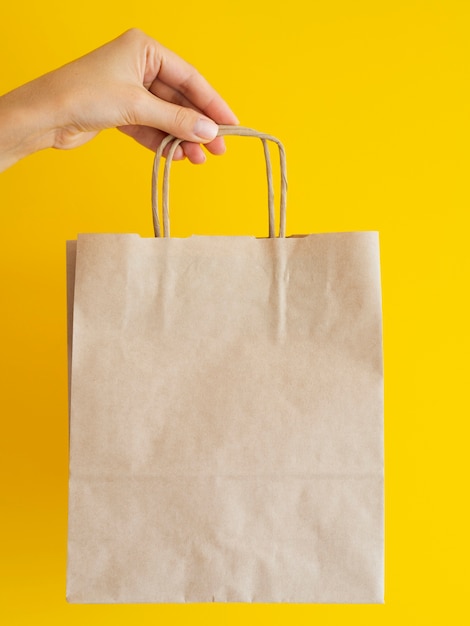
[{"x1": 0, "y1": 28, "x2": 239, "y2": 172}]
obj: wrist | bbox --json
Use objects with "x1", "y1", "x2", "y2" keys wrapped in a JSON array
[{"x1": 0, "y1": 81, "x2": 58, "y2": 172}]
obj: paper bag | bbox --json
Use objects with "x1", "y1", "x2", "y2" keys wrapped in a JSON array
[{"x1": 66, "y1": 127, "x2": 383, "y2": 603}]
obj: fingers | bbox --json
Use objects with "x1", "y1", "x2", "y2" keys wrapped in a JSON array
[
  {"x1": 204, "y1": 135, "x2": 226, "y2": 155},
  {"x1": 133, "y1": 88, "x2": 220, "y2": 143},
  {"x1": 154, "y1": 44, "x2": 239, "y2": 126},
  {"x1": 116, "y1": 30, "x2": 239, "y2": 164},
  {"x1": 118, "y1": 125, "x2": 184, "y2": 160},
  {"x1": 122, "y1": 87, "x2": 233, "y2": 163},
  {"x1": 119, "y1": 125, "x2": 213, "y2": 164},
  {"x1": 180, "y1": 141, "x2": 207, "y2": 164},
  {"x1": 147, "y1": 78, "x2": 228, "y2": 156}
]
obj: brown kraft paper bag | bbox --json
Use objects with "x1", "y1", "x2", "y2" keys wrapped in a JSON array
[{"x1": 66, "y1": 127, "x2": 384, "y2": 603}]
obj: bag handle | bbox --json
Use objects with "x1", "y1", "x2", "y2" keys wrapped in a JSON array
[{"x1": 151, "y1": 125, "x2": 287, "y2": 238}]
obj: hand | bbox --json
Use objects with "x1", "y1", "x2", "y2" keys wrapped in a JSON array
[{"x1": 0, "y1": 29, "x2": 238, "y2": 171}]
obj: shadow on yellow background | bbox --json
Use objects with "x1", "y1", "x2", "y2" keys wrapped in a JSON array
[{"x1": 1, "y1": 1, "x2": 469, "y2": 623}]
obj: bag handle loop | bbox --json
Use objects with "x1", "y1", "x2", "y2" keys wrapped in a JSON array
[{"x1": 151, "y1": 125, "x2": 287, "y2": 238}]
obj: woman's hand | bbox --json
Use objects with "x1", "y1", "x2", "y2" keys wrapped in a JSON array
[{"x1": 0, "y1": 29, "x2": 238, "y2": 172}]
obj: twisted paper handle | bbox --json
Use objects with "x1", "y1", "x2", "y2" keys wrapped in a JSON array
[{"x1": 151, "y1": 125, "x2": 287, "y2": 238}]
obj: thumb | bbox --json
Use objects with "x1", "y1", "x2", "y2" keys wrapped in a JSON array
[{"x1": 134, "y1": 89, "x2": 219, "y2": 143}]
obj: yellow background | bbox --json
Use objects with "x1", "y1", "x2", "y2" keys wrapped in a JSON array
[{"x1": 1, "y1": 0, "x2": 469, "y2": 623}]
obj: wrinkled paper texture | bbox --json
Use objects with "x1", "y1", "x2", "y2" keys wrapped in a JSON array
[{"x1": 66, "y1": 232, "x2": 383, "y2": 603}]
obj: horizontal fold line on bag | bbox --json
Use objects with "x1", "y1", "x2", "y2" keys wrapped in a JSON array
[{"x1": 69, "y1": 473, "x2": 383, "y2": 480}]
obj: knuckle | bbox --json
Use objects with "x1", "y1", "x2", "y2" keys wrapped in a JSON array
[
  {"x1": 121, "y1": 27, "x2": 145, "y2": 41},
  {"x1": 179, "y1": 65, "x2": 201, "y2": 94},
  {"x1": 172, "y1": 106, "x2": 192, "y2": 134}
]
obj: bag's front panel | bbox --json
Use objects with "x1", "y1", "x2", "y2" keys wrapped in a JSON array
[{"x1": 67, "y1": 232, "x2": 383, "y2": 603}]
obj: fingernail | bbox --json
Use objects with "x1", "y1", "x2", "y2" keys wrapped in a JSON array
[{"x1": 194, "y1": 118, "x2": 218, "y2": 141}]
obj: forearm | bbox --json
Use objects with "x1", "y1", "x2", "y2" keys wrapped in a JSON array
[{"x1": 0, "y1": 80, "x2": 58, "y2": 172}]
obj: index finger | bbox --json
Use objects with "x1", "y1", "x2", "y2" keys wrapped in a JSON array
[{"x1": 156, "y1": 44, "x2": 239, "y2": 125}]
